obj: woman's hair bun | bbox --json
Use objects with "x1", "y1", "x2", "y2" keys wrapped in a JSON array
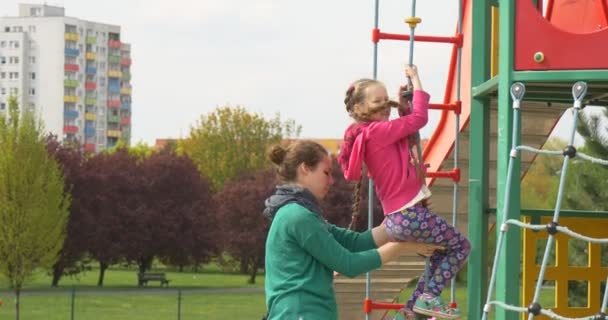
[{"x1": 268, "y1": 145, "x2": 287, "y2": 165}]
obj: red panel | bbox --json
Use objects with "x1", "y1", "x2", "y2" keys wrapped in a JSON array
[
  {"x1": 84, "y1": 143, "x2": 96, "y2": 152},
  {"x1": 107, "y1": 100, "x2": 121, "y2": 108},
  {"x1": 85, "y1": 82, "x2": 97, "y2": 90},
  {"x1": 64, "y1": 63, "x2": 79, "y2": 72},
  {"x1": 108, "y1": 40, "x2": 122, "y2": 49},
  {"x1": 515, "y1": 0, "x2": 608, "y2": 70},
  {"x1": 120, "y1": 117, "x2": 130, "y2": 125},
  {"x1": 63, "y1": 125, "x2": 78, "y2": 134},
  {"x1": 546, "y1": 0, "x2": 608, "y2": 32},
  {"x1": 121, "y1": 58, "x2": 131, "y2": 66}
]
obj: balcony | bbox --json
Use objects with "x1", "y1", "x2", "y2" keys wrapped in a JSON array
[
  {"x1": 107, "y1": 114, "x2": 120, "y2": 123},
  {"x1": 85, "y1": 82, "x2": 97, "y2": 90},
  {"x1": 121, "y1": 102, "x2": 131, "y2": 111},
  {"x1": 86, "y1": 52, "x2": 97, "y2": 60},
  {"x1": 85, "y1": 97, "x2": 96, "y2": 106},
  {"x1": 121, "y1": 130, "x2": 130, "y2": 140},
  {"x1": 63, "y1": 95, "x2": 78, "y2": 103},
  {"x1": 108, "y1": 55, "x2": 121, "y2": 64},
  {"x1": 107, "y1": 130, "x2": 121, "y2": 138},
  {"x1": 84, "y1": 126, "x2": 96, "y2": 137},
  {"x1": 107, "y1": 70, "x2": 122, "y2": 78},
  {"x1": 107, "y1": 100, "x2": 121, "y2": 108},
  {"x1": 121, "y1": 58, "x2": 132, "y2": 66},
  {"x1": 64, "y1": 64, "x2": 79, "y2": 72},
  {"x1": 120, "y1": 116, "x2": 130, "y2": 125},
  {"x1": 86, "y1": 36, "x2": 96, "y2": 45},
  {"x1": 122, "y1": 72, "x2": 131, "y2": 81},
  {"x1": 64, "y1": 79, "x2": 79, "y2": 88},
  {"x1": 84, "y1": 143, "x2": 96, "y2": 152},
  {"x1": 85, "y1": 66, "x2": 97, "y2": 75},
  {"x1": 85, "y1": 112, "x2": 96, "y2": 121},
  {"x1": 64, "y1": 32, "x2": 79, "y2": 41},
  {"x1": 64, "y1": 48, "x2": 80, "y2": 56},
  {"x1": 63, "y1": 125, "x2": 79, "y2": 134},
  {"x1": 64, "y1": 109, "x2": 79, "y2": 118},
  {"x1": 108, "y1": 40, "x2": 122, "y2": 49},
  {"x1": 120, "y1": 87, "x2": 132, "y2": 95}
]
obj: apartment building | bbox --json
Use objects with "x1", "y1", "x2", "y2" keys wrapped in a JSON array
[{"x1": 0, "y1": 3, "x2": 132, "y2": 152}]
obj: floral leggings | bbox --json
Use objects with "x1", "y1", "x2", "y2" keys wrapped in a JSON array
[{"x1": 384, "y1": 204, "x2": 471, "y2": 310}]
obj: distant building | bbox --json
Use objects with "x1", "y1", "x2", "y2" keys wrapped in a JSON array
[{"x1": 0, "y1": 3, "x2": 132, "y2": 152}]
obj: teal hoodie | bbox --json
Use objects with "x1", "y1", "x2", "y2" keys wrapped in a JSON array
[{"x1": 264, "y1": 202, "x2": 382, "y2": 320}]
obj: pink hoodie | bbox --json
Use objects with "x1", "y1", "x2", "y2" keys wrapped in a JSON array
[{"x1": 339, "y1": 90, "x2": 430, "y2": 215}]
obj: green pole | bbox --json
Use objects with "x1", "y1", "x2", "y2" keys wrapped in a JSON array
[
  {"x1": 177, "y1": 289, "x2": 182, "y2": 320},
  {"x1": 468, "y1": 0, "x2": 492, "y2": 319},
  {"x1": 70, "y1": 286, "x2": 75, "y2": 320},
  {"x1": 496, "y1": 1, "x2": 521, "y2": 320}
]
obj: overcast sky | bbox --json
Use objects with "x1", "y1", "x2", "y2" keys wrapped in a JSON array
[{"x1": 2, "y1": 0, "x2": 582, "y2": 146}]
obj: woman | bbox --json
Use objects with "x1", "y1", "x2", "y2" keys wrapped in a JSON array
[{"x1": 263, "y1": 140, "x2": 443, "y2": 320}]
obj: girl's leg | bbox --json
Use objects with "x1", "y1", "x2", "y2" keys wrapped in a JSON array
[{"x1": 385, "y1": 205, "x2": 470, "y2": 303}]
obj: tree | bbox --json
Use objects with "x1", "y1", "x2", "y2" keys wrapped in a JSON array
[
  {"x1": 46, "y1": 136, "x2": 89, "y2": 287},
  {"x1": 215, "y1": 169, "x2": 275, "y2": 284},
  {"x1": 127, "y1": 147, "x2": 219, "y2": 273},
  {"x1": 0, "y1": 97, "x2": 70, "y2": 319},
  {"x1": 182, "y1": 106, "x2": 300, "y2": 191}
]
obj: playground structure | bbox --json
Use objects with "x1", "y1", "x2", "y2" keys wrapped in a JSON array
[{"x1": 334, "y1": 1, "x2": 608, "y2": 319}]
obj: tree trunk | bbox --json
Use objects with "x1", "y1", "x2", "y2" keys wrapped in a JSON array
[
  {"x1": 15, "y1": 288, "x2": 20, "y2": 320},
  {"x1": 51, "y1": 267, "x2": 63, "y2": 287},
  {"x1": 97, "y1": 261, "x2": 108, "y2": 287},
  {"x1": 248, "y1": 258, "x2": 260, "y2": 284},
  {"x1": 240, "y1": 258, "x2": 249, "y2": 274}
]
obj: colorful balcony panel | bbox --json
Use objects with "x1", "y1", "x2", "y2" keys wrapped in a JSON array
[
  {"x1": 120, "y1": 87, "x2": 132, "y2": 95},
  {"x1": 86, "y1": 52, "x2": 97, "y2": 60},
  {"x1": 64, "y1": 64, "x2": 79, "y2": 72},
  {"x1": 107, "y1": 114, "x2": 120, "y2": 123},
  {"x1": 64, "y1": 79, "x2": 79, "y2": 88},
  {"x1": 107, "y1": 70, "x2": 122, "y2": 78},
  {"x1": 64, "y1": 33, "x2": 79, "y2": 41},
  {"x1": 85, "y1": 98, "x2": 96, "y2": 106},
  {"x1": 108, "y1": 55, "x2": 121, "y2": 64},
  {"x1": 85, "y1": 66, "x2": 97, "y2": 75},
  {"x1": 84, "y1": 143, "x2": 96, "y2": 152},
  {"x1": 63, "y1": 125, "x2": 78, "y2": 134},
  {"x1": 63, "y1": 95, "x2": 78, "y2": 103},
  {"x1": 107, "y1": 130, "x2": 121, "y2": 138},
  {"x1": 84, "y1": 126, "x2": 96, "y2": 137},
  {"x1": 120, "y1": 117, "x2": 130, "y2": 125},
  {"x1": 64, "y1": 48, "x2": 80, "y2": 56},
  {"x1": 108, "y1": 40, "x2": 122, "y2": 49},
  {"x1": 122, "y1": 72, "x2": 131, "y2": 81},
  {"x1": 86, "y1": 36, "x2": 97, "y2": 45},
  {"x1": 108, "y1": 85, "x2": 120, "y2": 94},
  {"x1": 85, "y1": 112, "x2": 96, "y2": 121},
  {"x1": 64, "y1": 109, "x2": 79, "y2": 118},
  {"x1": 107, "y1": 100, "x2": 121, "y2": 108},
  {"x1": 85, "y1": 82, "x2": 97, "y2": 90},
  {"x1": 121, "y1": 58, "x2": 132, "y2": 66}
]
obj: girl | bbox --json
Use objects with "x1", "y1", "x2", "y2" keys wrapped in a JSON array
[
  {"x1": 263, "y1": 140, "x2": 443, "y2": 320},
  {"x1": 338, "y1": 65, "x2": 470, "y2": 320}
]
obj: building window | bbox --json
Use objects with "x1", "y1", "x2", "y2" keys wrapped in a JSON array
[
  {"x1": 9, "y1": 41, "x2": 19, "y2": 49},
  {"x1": 28, "y1": 56, "x2": 36, "y2": 64},
  {"x1": 1, "y1": 87, "x2": 5, "y2": 95},
  {"x1": 0, "y1": 103, "x2": 5, "y2": 110},
  {"x1": 29, "y1": 40, "x2": 35, "y2": 49},
  {"x1": 99, "y1": 77, "x2": 106, "y2": 87},
  {"x1": 0, "y1": 72, "x2": 5, "y2": 79},
  {"x1": 29, "y1": 88, "x2": 35, "y2": 96},
  {"x1": 9, "y1": 72, "x2": 19, "y2": 80},
  {"x1": 9, "y1": 88, "x2": 18, "y2": 95},
  {"x1": 30, "y1": 8, "x2": 41, "y2": 16},
  {"x1": 9, "y1": 56, "x2": 19, "y2": 64},
  {"x1": 0, "y1": 41, "x2": 5, "y2": 48},
  {"x1": 30, "y1": 72, "x2": 35, "y2": 80},
  {"x1": 28, "y1": 25, "x2": 36, "y2": 33},
  {"x1": 4, "y1": 27, "x2": 9, "y2": 32},
  {"x1": 0, "y1": 57, "x2": 5, "y2": 64}
]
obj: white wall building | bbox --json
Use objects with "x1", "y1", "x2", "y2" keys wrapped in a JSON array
[{"x1": 0, "y1": 3, "x2": 132, "y2": 152}]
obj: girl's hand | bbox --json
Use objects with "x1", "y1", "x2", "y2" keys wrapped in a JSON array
[{"x1": 415, "y1": 243, "x2": 445, "y2": 257}]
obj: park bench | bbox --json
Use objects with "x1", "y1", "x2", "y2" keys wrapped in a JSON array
[{"x1": 137, "y1": 272, "x2": 170, "y2": 287}]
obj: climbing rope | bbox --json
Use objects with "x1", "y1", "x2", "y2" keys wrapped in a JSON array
[{"x1": 482, "y1": 81, "x2": 608, "y2": 320}]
